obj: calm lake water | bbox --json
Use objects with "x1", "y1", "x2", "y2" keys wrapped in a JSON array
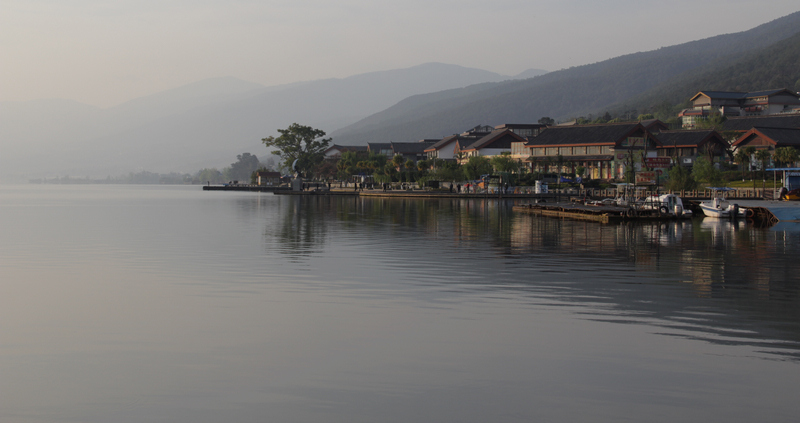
[{"x1": 2, "y1": 184, "x2": 800, "y2": 423}]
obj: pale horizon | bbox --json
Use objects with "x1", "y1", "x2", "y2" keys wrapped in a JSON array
[{"x1": 3, "y1": 1, "x2": 799, "y2": 108}]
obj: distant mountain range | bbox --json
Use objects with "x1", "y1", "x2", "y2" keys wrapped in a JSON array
[
  {"x1": 2, "y1": 63, "x2": 542, "y2": 179},
  {"x1": 3, "y1": 10, "x2": 800, "y2": 180},
  {"x1": 330, "y1": 10, "x2": 800, "y2": 145}
]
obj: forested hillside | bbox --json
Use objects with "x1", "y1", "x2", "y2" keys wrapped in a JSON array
[
  {"x1": 608, "y1": 30, "x2": 800, "y2": 120},
  {"x1": 331, "y1": 11, "x2": 800, "y2": 144}
]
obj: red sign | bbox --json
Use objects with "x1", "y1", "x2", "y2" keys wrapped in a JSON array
[
  {"x1": 645, "y1": 157, "x2": 671, "y2": 168},
  {"x1": 636, "y1": 172, "x2": 656, "y2": 183}
]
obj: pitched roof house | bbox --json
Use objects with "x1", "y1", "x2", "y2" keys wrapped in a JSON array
[
  {"x1": 732, "y1": 127, "x2": 800, "y2": 149},
  {"x1": 680, "y1": 89, "x2": 800, "y2": 128},
  {"x1": 456, "y1": 129, "x2": 527, "y2": 163},
  {"x1": 731, "y1": 127, "x2": 800, "y2": 168}
]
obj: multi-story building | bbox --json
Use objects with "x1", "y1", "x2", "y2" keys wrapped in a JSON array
[
  {"x1": 524, "y1": 123, "x2": 660, "y2": 180},
  {"x1": 679, "y1": 89, "x2": 800, "y2": 128}
]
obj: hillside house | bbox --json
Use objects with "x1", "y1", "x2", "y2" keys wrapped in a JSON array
[
  {"x1": 680, "y1": 89, "x2": 800, "y2": 128},
  {"x1": 524, "y1": 123, "x2": 660, "y2": 180}
]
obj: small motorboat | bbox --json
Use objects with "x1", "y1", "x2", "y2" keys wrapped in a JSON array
[{"x1": 699, "y1": 187, "x2": 752, "y2": 218}]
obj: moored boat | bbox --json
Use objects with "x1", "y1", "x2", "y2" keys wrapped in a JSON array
[
  {"x1": 699, "y1": 187, "x2": 752, "y2": 218},
  {"x1": 637, "y1": 193, "x2": 693, "y2": 218}
]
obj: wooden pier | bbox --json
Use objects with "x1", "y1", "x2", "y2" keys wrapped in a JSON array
[{"x1": 512, "y1": 202, "x2": 690, "y2": 224}]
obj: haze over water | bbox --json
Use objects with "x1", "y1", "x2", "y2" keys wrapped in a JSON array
[{"x1": 2, "y1": 185, "x2": 799, "y2": 422}]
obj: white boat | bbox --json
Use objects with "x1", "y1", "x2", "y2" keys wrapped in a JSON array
[
  {"x1": 699, "y1": 188, "x2": 752, "y2": 219},
  {"x1": 637, "y1": 193, "x2": 693, "y2": 218}
]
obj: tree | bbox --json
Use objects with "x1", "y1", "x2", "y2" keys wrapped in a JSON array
[
  {"x1": 490, "y1": 152, "x2": 520, "y2": 173},
  {"x1": 773, "y1": 146, "x2": 799, "y2": 167},
  {"x1": 755, "y1": 149, "x2": 772, "y2": 179},
  {"x1": 262, "y1": 123, "x2": 331, "y2": 178},
  {"x1": 575, "y1": 166, "x2": 586, "y2": 180},
  {"x1": 228, "y1": 152, "x2": 260, "y2": 182},
  {"x1": 692, "y1": 157, "x2": 725, "y2": 186},
  {"x1": 733, "y1": 148, "x2": 751, "y2": 180},
  {"x1": 538, "y1": 117, "x2": 555, "y2": 126},
  {"x1": 665, "y1": 165, "x2": 696, "y2": 191},
  {"x1": 462, "y1": 156, "x2": 492, "y2": 181},
  {"x1": 392, "y1": 154, "x2": 405, "y2": 170},
  {"x1": 694, "y1": 112, "x2": 726, "y2": 131},
  {"x1": 197, "y1": 168, "x2": 224, "y2": 184}
]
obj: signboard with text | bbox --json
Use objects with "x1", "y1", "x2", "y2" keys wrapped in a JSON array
[{"x1": 645, "y1": 157, "x2": 671, "y2": 168}]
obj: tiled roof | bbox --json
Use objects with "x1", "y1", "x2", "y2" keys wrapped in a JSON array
[
  {"x1": 692, "y1": 89, "x2": 799, "y2": 102},
  {"x1": 723, "y1": 115, "x2": 800, "y2": 131},
  {"x1": 425, "y1": 135, "x2": 459, "y2": 152},
  {"x1": 463, "y1": 130, "x2": 525, "y2": 151},
  {"x1": 733, "y1": 127, "x2": 800, "y2": 147},
  {"x1": 655, "y1": 130, "x2": 720, "y2": 148},
  {"x1": 525, "y1": 123, "x2": 643, "y2": 147},
  {"x1": 367, "y1": 143, "x2": 392, "y2": 151}
]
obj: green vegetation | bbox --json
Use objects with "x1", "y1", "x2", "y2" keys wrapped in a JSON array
[
  {"x1": 262, "y1": 123, "x2": 331, "y2": 179},
  {"x1": 665, "y1": 165, "x2": 697, "y2": 191},
  {"x1": 691, "y1": 157, "x2": 725, "y2": 187}
]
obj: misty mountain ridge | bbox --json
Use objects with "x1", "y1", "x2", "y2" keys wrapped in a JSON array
[
  {"x1": 6, "y1": 9, "x2": 800, "y2": 180},
  {"x1": 331, "y1": 10, "x2": 800, "y2": 145},
  {"x1": 2, "y1": 63, "x2": 525, "y2": 179}
]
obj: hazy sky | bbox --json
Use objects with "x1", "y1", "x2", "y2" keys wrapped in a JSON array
[{"x1": 3, "y1": 0, "x2": 799, "y2": 107}]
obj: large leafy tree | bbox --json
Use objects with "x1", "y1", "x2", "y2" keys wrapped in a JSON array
[
  {"x1": 262, "y1": 123, "x2": 331, "y2": 178},
  {"x1": 227, "y1": 152, "x2": 260, "y2": 182},
  {"x1": 462, "y1": 156, "x2": 493, "y2": 181},
  {"x1": 691, "y1": 157, "x2": 725, "y2": 187}
]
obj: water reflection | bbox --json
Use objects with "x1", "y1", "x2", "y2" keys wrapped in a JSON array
[{"x1": 261, "y1": 196, "x2": 800, "y2": 359}]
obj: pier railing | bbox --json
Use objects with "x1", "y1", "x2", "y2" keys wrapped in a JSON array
[{"x1": 577, "y1": 188, "x2": 773, "y2": 200}]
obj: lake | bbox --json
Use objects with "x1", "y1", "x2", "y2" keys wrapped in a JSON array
[{"x1": 1, "y1": 184, "x2": 799, "y2": 423}]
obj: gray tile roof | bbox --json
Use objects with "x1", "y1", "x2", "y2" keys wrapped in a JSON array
[
  {"x1": 723, "y1": 115, "x2": 800, "y2": 131},
  {"x1": 525, "y1": 123, "x2": 643, "y2": 147}
]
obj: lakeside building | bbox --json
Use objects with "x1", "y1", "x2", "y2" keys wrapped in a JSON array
[
  {"x1": 367, "y1": 141, "x2": 436, "y2": 163},
  {"x1": 256, "y1": 171, "x2": 282, "y2": 186},
  {"x1": 654, "y1": 130, "x2": 729, "y2": 168},
  {"x1": 523, "y1": 123, "x2": 660, "y2": 180},
  {"x1": 679, "y1": 89, "x2": 800, "y2": 128},
  {"x1": 731, "y1": 127, "x2": 800, "y2": 167},
  {"x1": 455, "y1": 129, "x2": 528, "y2": 164}
]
